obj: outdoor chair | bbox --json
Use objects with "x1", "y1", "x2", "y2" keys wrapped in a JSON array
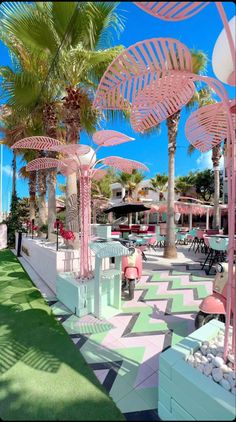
[
  {"x1": 205, "y1": 236, "x2": 229, "y2": 275},
  {"x1": 188, "y1": 228, "x2": 198, "y2": 251},
  {"x1": 195, "y1": 230, "x2": 207, "y2": 254},
  {"x1": 176, "y1": 231, "x2": 189, "y2": 245}
]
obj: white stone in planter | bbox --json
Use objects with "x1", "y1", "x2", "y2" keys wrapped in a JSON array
[
  {"x1": 196, "y1": 363, "x2": 204, "y2": 373},
  {"x1": 231, "y1": 387, "x2": 236, "y2": 395},
  {"x1": 212, "y1": 367, "x2": 223, "y2": 382},
  {"x1": 207, "y1": 353, "x2": 215, "y2": 362},
  {"x1": 200, "y1": 344, "x2": 208, "y2": 355},
  {"x1": 204, "y1": 362, "x2": 213, "y2": 376},
  {"x1": 220, "y1": 379, "x2": 231, "y2": 391},
  {"x1": 213, "y1": 356, "x2": 225, "y2": 367}
]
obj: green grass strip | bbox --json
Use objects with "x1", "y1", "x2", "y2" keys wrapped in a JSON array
[{"x1": 0, "y1": 250, "x2": 124, "y2": 421}]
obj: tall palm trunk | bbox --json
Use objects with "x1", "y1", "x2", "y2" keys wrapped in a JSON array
[
  {"x1": 63, "y1": 86, "x2": 82, "y2": 248},
  {"x1": 164, "y1": 111, "x2": 180, "y2": 259},
  {"x1": 212, "y1": 145, "x2": 222, "y2": 229},
  {"x1": 43, "y1": 103, "x2": 58, "y2": 241},
  {"x1": 37, "y1": 159, "x2": 47, "y2": 227},
  {"x1": 12, "y1": 150, "x2": 16, "y2": 197},
  {"x1": 29, "y1": 171, "x2": 36, "y2": 221}
]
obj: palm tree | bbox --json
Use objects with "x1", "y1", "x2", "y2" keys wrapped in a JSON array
[
  {"x1": 175, "y1": 176, "x2": 194, "y2": 197},
  {"x1": 19, "y1": 163, "x2": 37, "y2": 221},
  {"x1": 0, "y1": 1, "x2": 125, "y2": 245},
  {"x1": 150, "y1": 173, "x2": 168, "y2": 201},
  {"x1": 116, "y1": 170, "x2": 145, "y2": 224},
  {"x1": 164, "y1": 50, "x2": 209, "y2": 258}
]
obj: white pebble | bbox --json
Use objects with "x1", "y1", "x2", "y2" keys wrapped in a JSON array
[
  {"x1": 224, "y1": 373, "x2": 229, "y2": 379},
  {"x1": 201, "y1": 356, "x2": 208, "y2": 364},
  {"x1": 210, "y1": 345, "x2": 218, "y2": 355},
  {"x1": 222, "y1": 364, "x2": 233, "y2": 374},
  {"x1": 193, "y1": 357, "x2": 202, "y2": 367},
  {"x1": 196, "y1": 363, "x2": 204, "y2": 373},
  {"x1": 220, "y1": 379, "x2": 231, "y2": 391},
  {"x1": 187, "y1": 355, "x2": 194, "y2": 363},
  {"x1": 228, "y1": 354, "x2": 235, "y2": 364},
  {"x1": 207, "y1": 353, "x2": 214, "y2": 362},
  {"x1": 213, "y1": 357, "x2": 225, "y2": 368},
  {"x1": 231, "y1": 387, "x2": 236, "y2": 395},
  {"x1": 194, "y1": 351, "x2": 202, "y2": 359},
  {"x1": 228, "y1": 362, "x2": 234, "y2": 369},
  {"x1": 202, "y1": 340, "x2": 209, "y2": 346},
  {"x1": 216, "y1": 352, "x2": 224, "y2": 358},
  {"x1": 208, "y1": 374, "x2": 213, "y2": 379},
  {"x1": 200, "y1": 345, "x2": 208, "y2": 355},
  {"x1": 228, "y1": 378, "x2": 235, "y2": 389},
  {"x1": 204, "y1": 363, "x2": 213, "y2": 376},
  {"x1": 212, "y1": 367, "x2": 223, "y2": 382},
  {"x1": 228, "y1": 372, "x2": 236, "y2": 381}
]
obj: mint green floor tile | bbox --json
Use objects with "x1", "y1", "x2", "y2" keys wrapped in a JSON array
[
  {"x1": 114, "y1": 346, "x2": 145, "y2": 364},
  {"x1": 116, "y1": 389, "x2": 151, "y2": 413},
  {"x1": 80, "y1": 339, "x2": 121, "y2": 364},
  {"x1": 136, "y1": 387, "x2": 158, "y2": 410},
  {"x1": 109, "y1": 374, "x2": 136, "y2": 403}
]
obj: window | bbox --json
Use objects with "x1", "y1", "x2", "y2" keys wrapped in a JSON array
[{"x1": 116, "y1": 191, "x2": 122, "y2": 197}]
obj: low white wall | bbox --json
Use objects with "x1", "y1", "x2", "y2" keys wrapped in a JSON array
[
  {"x1": 19, "y1": 235, "x2": 80, "y2": 293},
  {"x1": 16, "y1": 233, "x2": 110, "y2": 294},
  {"x1": 0, "y1": 224, "x2": 7, "y2": 249}
]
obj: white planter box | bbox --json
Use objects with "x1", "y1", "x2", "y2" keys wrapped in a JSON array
[{"x1": 158, "y1": 320, "x2": 236, "y2": 421}]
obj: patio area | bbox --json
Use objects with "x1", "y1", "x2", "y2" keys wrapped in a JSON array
[{"x1": 13, "y1": 244, "x2": 214, "y2": 420}]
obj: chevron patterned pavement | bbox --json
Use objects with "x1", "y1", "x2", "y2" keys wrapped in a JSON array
[{"x1": 45, "y1": 247, "x2": 214, "y2": 420}]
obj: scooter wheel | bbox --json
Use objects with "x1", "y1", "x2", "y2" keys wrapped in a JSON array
[
  {"x1": 128, "y1": 279, "x2": 135, "y2": 300},
  {"x1": 195, "y1": 311, "x2": 225, "y2": 329}
]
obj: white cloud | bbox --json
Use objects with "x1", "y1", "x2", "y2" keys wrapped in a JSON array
[
  {"x1": 196, "y1": 151, "x2": 224, "y2": 170},
  {"x1": 2, "y1": 165, "x2": 19, "y2": 179}
]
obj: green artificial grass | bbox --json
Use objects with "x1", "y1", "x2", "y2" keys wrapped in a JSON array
[{"x1": 0, "y1": 250, "x2": 125, "y2": 421}]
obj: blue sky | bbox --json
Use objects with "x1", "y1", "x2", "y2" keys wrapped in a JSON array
[{"x1": 0, "y1": 1, "x2": 235, "y2": 211}]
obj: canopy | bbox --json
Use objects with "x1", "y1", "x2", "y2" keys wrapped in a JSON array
[{"x1": 103, "y1": 202, "x2": 151, "y2": 215}]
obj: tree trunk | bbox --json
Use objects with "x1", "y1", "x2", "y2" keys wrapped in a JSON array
[
  {"x1": 63, "y1": 86, "x2": 83, "y2": 248},
  {"x1": 164, "y1": 111, "x2": 180, "y2": 259},
  {"x1": 37, "y1": 165, "x2": 47, "y2": 227},
  {"x1": 29, "y1": 171, "x2": 36, "y2": 221},
  {"x1": 12, "y1": 150, "x2": 16, "y2": 197},
  {"x1": 212, "y1": 145, "x2": 222, "y2": 229},
  {"x1": 43, "y1": 103, "x2": 58, "y2": 241}
]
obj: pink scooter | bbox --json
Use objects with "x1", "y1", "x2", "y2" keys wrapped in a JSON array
[
  {"x1": 195, "y1": 262, "x2": 235, "y2": 328},
  {"x1": 122, "y1": 247, "x2": 142, "y2": 300}
]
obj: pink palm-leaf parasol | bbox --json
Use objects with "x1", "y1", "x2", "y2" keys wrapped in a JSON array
[
  {"x1": 93, "y1": 38, "x2": 192, "y2": 112},
  {"x1": 11, "y1": 136, "x2": 62, "y2": 150},
  {"x1": 26, "y1": 157, "x2": 66, "y2": 172},
  {"x1": 92, "y1": 130, "x2": 134, "y2": 146},
  {"x1": 131, "y1": 72, "x2": 195, "y2": 131},
  {"x1": 48, "y1": 144, "x2": 90, "y2": 156},
  {"x1": 102, "y1": 156, "x2": 149, "y2": 173},
  {"x1": 133, "y1": 2, "x2": 209, "y2": 21},
  {"x1": 91, "y1": 169, "x2": 108, "y2": 181},
  {"x1": 185, "y1": 101, "x2": 236, "y2": 152}
]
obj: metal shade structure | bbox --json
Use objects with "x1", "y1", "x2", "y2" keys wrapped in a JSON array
[
  {"x1": 185, "y1": 101, "x2": 236, "y2": 152},
  {"x1": 104, "y1": 202, "x2": 151, "y2": 215},
  {"x1": 133, "y1": 2, "x2": 209, "y2": 21},
  {"x1": 16, "y1": 131, "x2": 148, "y2": 279}
]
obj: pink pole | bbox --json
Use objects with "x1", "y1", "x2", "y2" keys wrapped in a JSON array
[{"x1": 79, "y1": 169, "x2": 92, "y2": 279}]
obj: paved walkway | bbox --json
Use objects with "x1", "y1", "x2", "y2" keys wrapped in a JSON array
[{"x1": 17, "y1": 245, "x2": 214, "y2": 420}]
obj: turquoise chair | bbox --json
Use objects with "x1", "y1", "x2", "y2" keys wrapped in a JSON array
[{"x1": 206, "y1": 236, "x2": 229, "y2": 274}]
